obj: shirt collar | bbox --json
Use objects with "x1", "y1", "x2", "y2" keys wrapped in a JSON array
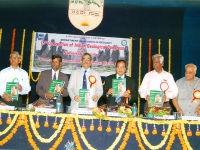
[{"x1": 117, "y1": 74, "x2": 125, "y2": 79}]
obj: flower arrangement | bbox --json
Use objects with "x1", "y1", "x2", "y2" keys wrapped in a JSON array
[
  {"x1": 92, "y1": 107, "x2": 107, "y2": 120},
  {"x1": 117, "y1": 106, "x2": 132, "y2": 117},
  {"x1": 117, "y1": 103, "x2": 133, "y2": 117},
  {"x1": 148, "y1": 107, "x2": 171, "y2": 117}
]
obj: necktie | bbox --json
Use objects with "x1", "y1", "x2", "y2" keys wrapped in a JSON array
[
  {"x1": 82, "y1": 70, "x2": 87, "y2": 89},
  {"x1": 53, "y1": 73, "x2": 56, "y2": 80}
]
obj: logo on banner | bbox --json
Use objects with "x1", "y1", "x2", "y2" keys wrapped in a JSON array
[{"x1": 68, "y1": 0, "x2": 104, "y2": 34}]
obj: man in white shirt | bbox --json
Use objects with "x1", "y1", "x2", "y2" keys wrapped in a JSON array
[
  {"x1": 0, "y1": 51, "x2": 31, "y2": 108},
  {"x1": 138, "y1": 54, "x2": 178, "y2": 112}
]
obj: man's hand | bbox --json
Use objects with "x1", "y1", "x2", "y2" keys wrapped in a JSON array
[
  {"x1": 2, "y1": 94, "x2": 12, "y2": 102},
  {"x1": 177, "y1": 108, "x2": 184, "y2": 114},
  {"x1": 123, "y1": 91, "x2": 130, "y2": 98},
  {"x1": 45, "y1": 92, "x2": 54, "y2": 99},
  {"x1": 162, "y1": 94, "x2": 167, "y2": 102},
  {"x1": 74, "y1": 95, "x2": 81, "y2": 102},
  {"x1": 18, "y1": 84, "x2": 22, "y2": 92},
  {"x1": 92, "y1": 95, "x2": 98, "y2": 101},
  {"x1": 60, "y1": 88, "x2": 64, "y2": 95},
  {"x1": 106, "y1": 88, "x2": 114, "y2": 95},
  {"x1": 146, "y1": 95, "x2": 150, "y2": 101},
  {"x1": 195, "y1": 105, "x2": 200, "y2": 116}
]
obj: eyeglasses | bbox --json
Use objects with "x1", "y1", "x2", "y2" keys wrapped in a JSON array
[
  {"x1": 82, "y1": 58, "x2": 91, "y2": 61},
  {"x1": 10, "y1": 57, "x2": 20, "y2": 60}
]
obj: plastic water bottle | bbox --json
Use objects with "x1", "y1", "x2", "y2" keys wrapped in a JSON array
[
  {"x1": 56, "y1": 97, "x2": 61, "y2": 113},
  {"x1": 132, "y1": 102, "x2": 137, "y2": 117}
]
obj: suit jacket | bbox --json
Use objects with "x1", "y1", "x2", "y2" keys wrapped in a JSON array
[
  {"x1": 36, "y1": 70, "x2": 69, "y2": 112},
  {"x1": 103, "y1": 74, "x2": 137, "y2": 106},
  {"x1": 68, "y1": 68, "x2": 103, "y2": 110}
]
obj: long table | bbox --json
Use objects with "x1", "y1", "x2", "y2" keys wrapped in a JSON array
[{"x1": 0, "y1": 110, "x2": 200, "y2": 150}]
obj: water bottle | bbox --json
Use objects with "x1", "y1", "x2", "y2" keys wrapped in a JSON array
[
  {"x1": 132, "y1": 102, "x2": 137, "y2": 117},
  {"x1": 56, "y1": 97, "x2": 61, "y2": 113}
]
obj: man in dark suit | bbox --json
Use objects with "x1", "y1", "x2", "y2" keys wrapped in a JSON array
[
  {"x1": 36, "y1": 54, "x2": 69, "y2": 112},
  {"x1": 103, "y1": 60, "x2": 137, "y2": 106}
]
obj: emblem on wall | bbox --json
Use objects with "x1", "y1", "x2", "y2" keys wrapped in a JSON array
[{"x1": 68, "y1": 0, "x2": 104, "y2": 34}]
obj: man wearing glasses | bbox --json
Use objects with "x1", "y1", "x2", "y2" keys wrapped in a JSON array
[
  {"x1": 0, "y1": 51, "x2": 31, "y2": 108},
  {"x1": 68, "y1": 53, "x2": 103, "y2": 110}
]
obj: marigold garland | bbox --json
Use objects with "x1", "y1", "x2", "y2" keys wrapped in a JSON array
[
  {"x1": 138, "y1": 120, "x2": 172, "y2": 149},
  {"x1": 0, "y1": 28, "x2": 2, "y2": 47},
  {"x1": 181, "y1": 123, "x2": 193, "y2": 150},
  {"x1": 10, "y1": 28, "x2": 16, "y2": 52},
  {"x1": 29, "y1": 114, "x2": 65, "y2": 143},
  {"x1": 20, "y1": 29, "x2": 26, "y2": 68},
  {"x1": 0, "y1": 114, "x2": 18, "y2": 136}
]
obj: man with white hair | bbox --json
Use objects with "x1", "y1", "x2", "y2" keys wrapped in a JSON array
[
  {"x1": 172, "y1": 63, "x2": 200, "y2": 116},
  {"x1": 0, "y1": 51, "x2": 31, "y2": 108},
  {"x1": 139, "y1": 54, "x2": 178, "y2": 112}
]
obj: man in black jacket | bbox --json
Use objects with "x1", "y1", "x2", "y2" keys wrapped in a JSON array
[{"x1": 103, "y1": 60, "x2": 137, "y2": 106}]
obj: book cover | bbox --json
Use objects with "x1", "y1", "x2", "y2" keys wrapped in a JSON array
[
  {"x1": 6, "y1": 82, "x2": 19, "y2": 101},
  {"x1": 48, "y1": 80, "x2": 65, "y2": 97},
  {"x1": 149, "y1": 90, "x2": 164, "y2": 107},
  {"x1": 78, "y1": 89, "x2": 90, "y2": 108},
  {"x1": 112, "y1": 78, "x2": 126, "y2": 97}
]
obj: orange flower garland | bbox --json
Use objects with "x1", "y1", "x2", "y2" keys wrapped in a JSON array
[{"x1": 10, "y1": 28, "x2": 16, "y2": 52}]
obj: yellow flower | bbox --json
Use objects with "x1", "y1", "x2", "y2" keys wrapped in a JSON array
[
  {"x1": 187, "y1": 130, "x2": 192, "y2": 136},
  {"x1": 6, "y1": 117, "x2": 12, "y2": 124},
  {"x1": 44, "y1": 121, "x2": 49, "y2": 127},
  {"x1": 144, "y1": 129, "x2": 149, "y2": 135},
  {"x1": 195, "y1": 130, "x2": 200, "y2": 136},
  {"x1": 106, "y1": 126, "x2": 112, "y2": 132},
  {"x1": 52, "y1": 122, "x2": 58, "y2": 129},
  {"x1": 81, "y1": 126, "x2": 87, "y2": 132},
  {"x1": 90, "y1": 124, "x2": 94, "y2": 131},
  {"x1": 131, "y1": 127, "x2": 136, "y2": 134},
  {"x1": 98, "y1": 125, "x2": 103, "y2": 132},
  {"x1": 161, "y1": 130, "x2": 166, "y2": 137},
  {"x1": 116, "y1": 126, "x2": 120, "y2": 134},
  {"x1": 35, "y1": 121, "x2": 40, "y2": 128},
  {"x1": 152, "y1": 128, "x2": 157, "y2": 135},
  {"x1": 0, "y1": 119, "x2": 2, "y2": 125}
]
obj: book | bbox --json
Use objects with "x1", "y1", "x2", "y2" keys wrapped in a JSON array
[
  {"x1": 48, "y1": 80, "x2": 65, "y2": 97},
  {"x1": 78, "y1": 89, "x2": 95, "y2": 108},
  {"x1": 149, "y1": 90, "x2": 164, "y2": 107},
  {"x1": 6, "y1": 82, "x2": 19, "y2": 101},
  {"x1": 112, "y1": 78, "x2": 126, "y2": 97}
]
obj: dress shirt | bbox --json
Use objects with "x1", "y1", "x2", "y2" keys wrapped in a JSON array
[
  {"x1": 176, "y1": 77, "x2": 200, "y2": 116},
  {"x1": 116, "y1": 74, "x2": 125, "y2": 79},
  {"x1": 52, "y1": 69, "x2": 59, "y2": 80},
  {"x1": 0, "y1": 66, "x2": 31, "y2": 96},
  {"x1": 138, "y1": 69, "x2": 178, "y2": 101},
  {"x1": 81, "y1": 67, "x2": 91, "y2": 89}
]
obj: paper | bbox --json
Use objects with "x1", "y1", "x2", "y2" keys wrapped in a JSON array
[
  {"x1": 112, "y1": 78, "x2": 126, "y2": 97},
  {"x1": 48, "y1": 80, "x2": 65, "y2": 97}
]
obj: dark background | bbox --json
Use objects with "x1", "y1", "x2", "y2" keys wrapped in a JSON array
[{"x1": 0, "y1": 0, "x2": 200, "y2": 113}]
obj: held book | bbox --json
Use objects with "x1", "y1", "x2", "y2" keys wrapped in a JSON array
[
  {"x1": 112, "y1": 78, "x2": 126, "y2": 97},
  {"x1": 6, "y1": 82, "x2": 19, "y2": 101},
  {"x1": 48, "y1": 80, "x2": 65, "y2": 97},
  {"x1": 78, "y1": 89, "x2": 94, "y2": 108},
  {"x1": 149, "y1": 90, "x2": 164, "y2": 107}
]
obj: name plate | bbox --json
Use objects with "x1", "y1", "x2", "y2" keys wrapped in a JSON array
[
  {"x1": 154, "y1": 115, "x2": 174, "y2": 120},
  {"x1": 182, "y1": 116, "x2": 200, "y2": 121},
  {"x1": 107, "y1": 112, "x2": 126, "y2": 117},
  {"x1": 35, "y1": 108, "x2": 56, "y2": 113},
  {"x1": 0, "y1": 106, "x2": 15, "y2": 110},
  {"x1": 71, "y1": 109, "x2": 92, "y2": 115}
]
